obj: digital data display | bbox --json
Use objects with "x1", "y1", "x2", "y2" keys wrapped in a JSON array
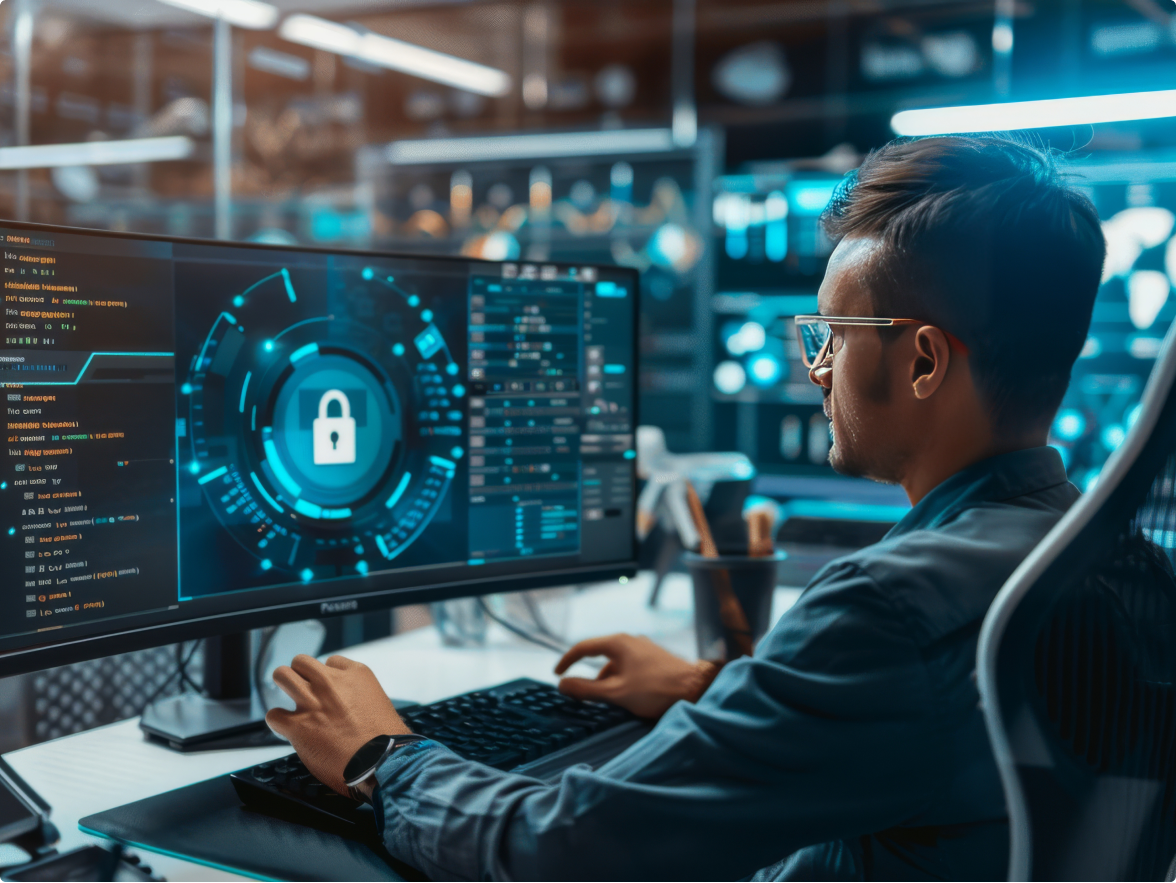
[{"x1": 0, "y1": 225, "x2": 636, "y2": 664}]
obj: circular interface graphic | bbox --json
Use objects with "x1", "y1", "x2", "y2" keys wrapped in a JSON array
[
  {"x1": 184, "y1": 264, "x2": 464, "y2": 582},
  {"x1": 270, "y1": 353, "x2": 400, "y2": 508}
]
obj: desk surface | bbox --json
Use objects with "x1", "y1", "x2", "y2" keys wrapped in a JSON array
[{"x1": 5, "y1": 574, "x2": 800, "y2": 881}]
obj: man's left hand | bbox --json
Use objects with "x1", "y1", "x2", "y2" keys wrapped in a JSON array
[{"x1": 266, "y1": 654, "x2": 410, "y2": 797}]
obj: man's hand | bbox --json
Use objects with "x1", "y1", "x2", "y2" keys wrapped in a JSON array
[
  {"x1": 555, "y1": 634, "x2": 720, "y2": 720},
  {"x1": 266, "y1": 654, "x2": 410, "y2": 797}
]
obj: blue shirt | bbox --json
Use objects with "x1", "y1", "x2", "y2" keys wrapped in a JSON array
[{"x1": 373, "y1": 447, "x2": 1078, "y2": 880}]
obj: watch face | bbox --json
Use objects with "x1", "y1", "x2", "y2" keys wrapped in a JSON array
[{"x1": 344, "y1": 735, "x2": 393, "y2": 783}]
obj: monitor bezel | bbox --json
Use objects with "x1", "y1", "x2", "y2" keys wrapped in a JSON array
[{"x1": 0, "y1": 219, "x2": 640, "y2": 677}]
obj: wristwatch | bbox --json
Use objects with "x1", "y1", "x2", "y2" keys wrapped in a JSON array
[{"x1": 343, "y1": 733, "x2": 427, "y2": 803}]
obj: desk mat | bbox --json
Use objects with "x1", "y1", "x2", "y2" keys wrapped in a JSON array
[{"x1": 79, "y1": 775, "x2": 424, "y2": 882}]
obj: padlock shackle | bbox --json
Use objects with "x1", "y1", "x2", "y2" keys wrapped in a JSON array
[{"x1": 318, "y1": 389, "x2": 351, "y2": 421}]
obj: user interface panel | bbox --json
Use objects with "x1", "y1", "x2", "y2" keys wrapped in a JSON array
[{"x1": 0, "y1": 227, "x2": 636, "y2": 656}]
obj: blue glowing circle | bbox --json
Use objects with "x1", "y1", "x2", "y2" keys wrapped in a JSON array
[
  {"x1": 392, "y1": 343, "x2": 406, "y2": 357},
  {"x1": 713, "y1": 360, "x2": 747, "y2": 395},
  {"x1": 446, "y1": 363, "x2": 458, "y2": 375},
  {"x1": 1101, "y1": 424, "x2": 1127, "y2": 451},
  {"x1": 1052, "y1": 409, "x2": 1086, "y2": 442},
  {"x1": 408, "y1": 295, "x2": 420, "y2": 308},
  {"x1": 260, "y1": 559, "x2": 272, "y2": 571},
  {"x1": 300, "y1": 568, "x2": 314, "y2": 582},
  {"x1": 233, "y1": 295, "x2": 245, "y2": 308},
  {"x1": 450, "y1": 446, "x2": 464, "y2": 459},
  {"x1": 362, "y1": 267, "x2": 374, "y2": 280},
  {"x1": 189, "y1": 461, "x2": 201, "y2": 475},
  {"x1": 421, "y1": 309, "x2": 434, "y2": 322},
  {"x1": 749, "y1": 354, "x2": 782, "y2": 386}
]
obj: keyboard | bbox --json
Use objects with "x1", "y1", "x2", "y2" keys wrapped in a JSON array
[{"x1": 230, "y1": 678, "x2": 645, "y2": 837}]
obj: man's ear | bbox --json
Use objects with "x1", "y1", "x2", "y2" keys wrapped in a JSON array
[{"x1": 910, "y1": 326, "x2": 951, "y2": 400}]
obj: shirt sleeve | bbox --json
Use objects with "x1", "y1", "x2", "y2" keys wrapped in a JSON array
[{"x1": 373, "y1": 562, "x2": 948, "y2": 881}]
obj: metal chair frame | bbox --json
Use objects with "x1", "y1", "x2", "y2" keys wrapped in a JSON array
[{"x1": 978, "y1": 330, "x2": 1176, "y2": 881}]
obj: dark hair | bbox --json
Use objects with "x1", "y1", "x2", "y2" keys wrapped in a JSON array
[{"x1": 822, "y1": 135, "x2": 1106, "y2": 435}]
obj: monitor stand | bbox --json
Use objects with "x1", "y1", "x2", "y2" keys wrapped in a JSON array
[{"x1": 139, "y1": 633, "x2": 279, "y2": 752}]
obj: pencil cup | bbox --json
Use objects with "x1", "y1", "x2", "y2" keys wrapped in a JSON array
[{"x1": 686, "y1": 551, "x2": 785, "y2": 661}]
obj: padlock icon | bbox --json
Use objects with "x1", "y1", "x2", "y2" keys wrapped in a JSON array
[{"x1": 312, "y1": 389, "x2": 357, "y2": 465}]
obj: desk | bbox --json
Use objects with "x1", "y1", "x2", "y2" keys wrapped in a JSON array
[{"x1": 4, "y1": 574, "x2": 801, "y2": 881}]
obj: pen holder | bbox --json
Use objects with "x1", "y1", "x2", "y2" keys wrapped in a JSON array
[{"x1": 686, "y1": 551, "x2": 785, "y2": 662}]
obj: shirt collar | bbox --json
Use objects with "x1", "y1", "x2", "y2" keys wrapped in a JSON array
[{"x1": 887, "y1": 446, "x2": 1071, "y2": 538}]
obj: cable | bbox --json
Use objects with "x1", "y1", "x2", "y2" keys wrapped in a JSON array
[
  {"x1": 253, "y1": 626, "x2": 278, "y2": 706},
  {"x1": 520, "y1": 592, "x2": 564, "y2": 643},
  {"x1": 177, "y1": 640, "x2": 203, "y2": 693},
  {"x1": 476, "y1": 597, "x2": 567, "y2": 654},
  {"x1": 142, "y1": 640, "x2": 201, "y2": 708}
]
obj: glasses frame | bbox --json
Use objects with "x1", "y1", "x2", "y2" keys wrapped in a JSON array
[{"x1": 793, "y1": 315, "x2": 923, "y2": 368}]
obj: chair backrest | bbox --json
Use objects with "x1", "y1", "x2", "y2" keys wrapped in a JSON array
[{"x1": 978, "y1": 331, "x2": 1176, "y2": 881}]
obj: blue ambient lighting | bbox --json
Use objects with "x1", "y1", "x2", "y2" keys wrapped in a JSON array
[
  {"x1": 1052, "y1": 409, "x2": 1086, "y2": 442},
  {"x1": 749, "y1": 354, "x2": 783, "y2": 386}
]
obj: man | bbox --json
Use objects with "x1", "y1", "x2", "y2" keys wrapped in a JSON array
[{"x1": 266, "y1": 135, "x2": 1106, "y2": 880}]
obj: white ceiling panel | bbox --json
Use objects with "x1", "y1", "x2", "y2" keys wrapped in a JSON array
[{"x1": 35, "y1": 0, "x2": 473, "y2": 31}]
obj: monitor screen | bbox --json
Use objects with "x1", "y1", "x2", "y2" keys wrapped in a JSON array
[{"x1": 0, "y1": 223, "x2": 637, "y2": 675}]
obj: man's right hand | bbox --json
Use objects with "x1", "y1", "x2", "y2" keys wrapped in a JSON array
[{"x1": 555, "y1": 634, "x2": 720, "y2": 720}]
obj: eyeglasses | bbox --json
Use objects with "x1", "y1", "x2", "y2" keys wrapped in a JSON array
[{"x1": 793, "y1": 315, "x2": 922, "y2": 368}]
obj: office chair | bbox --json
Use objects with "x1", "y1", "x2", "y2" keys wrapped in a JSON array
[{"x1": 978, "y1": 333, "x2": 1176, "y2": 880}]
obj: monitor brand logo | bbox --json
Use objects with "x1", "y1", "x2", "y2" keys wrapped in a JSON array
[{"x1": 320, "y1": 599, "x2": 358, "y2": 615}]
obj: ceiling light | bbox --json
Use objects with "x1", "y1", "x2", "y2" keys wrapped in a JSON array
[
  {"x1": 383, "y1": 129, "x2": 675, "y2": 165},
  {"x1": 0, "y1": 136, "x2": 195, "y2": 170},
  {"x1": 280, "y1": 14, "x2": 511, "y2": 97},
  {"x1": 154, "y1": 0, "x2": 279, "y2": 30},
  {"x1": 891, "y1": 89, "x2": 1176, "y2": 135}
]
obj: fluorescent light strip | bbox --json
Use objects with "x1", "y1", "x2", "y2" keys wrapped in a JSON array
[
  {"x1": 153, "y1": 0, "x2": 279, "y2": 30},
  {"x1": 0, "y1": 136, "x2": 195, "y2": 170},
  {"x1": 891, "y1": 89, "x2": 1176, "y2": 136},
  {"x1": 280, "y1": 14, "x2": 511, "y2": 97},
  {"x1": 385, "y1": 128, "x2": 677, "y2": 165}
]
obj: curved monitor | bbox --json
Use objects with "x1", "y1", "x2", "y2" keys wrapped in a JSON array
[{"x1": 0, "y1": 222, "x2": 638, "y2": 676}]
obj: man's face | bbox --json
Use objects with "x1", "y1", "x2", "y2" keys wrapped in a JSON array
[{"x1": 812, "y1": 236, "x2": 907, "y2": 483}]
